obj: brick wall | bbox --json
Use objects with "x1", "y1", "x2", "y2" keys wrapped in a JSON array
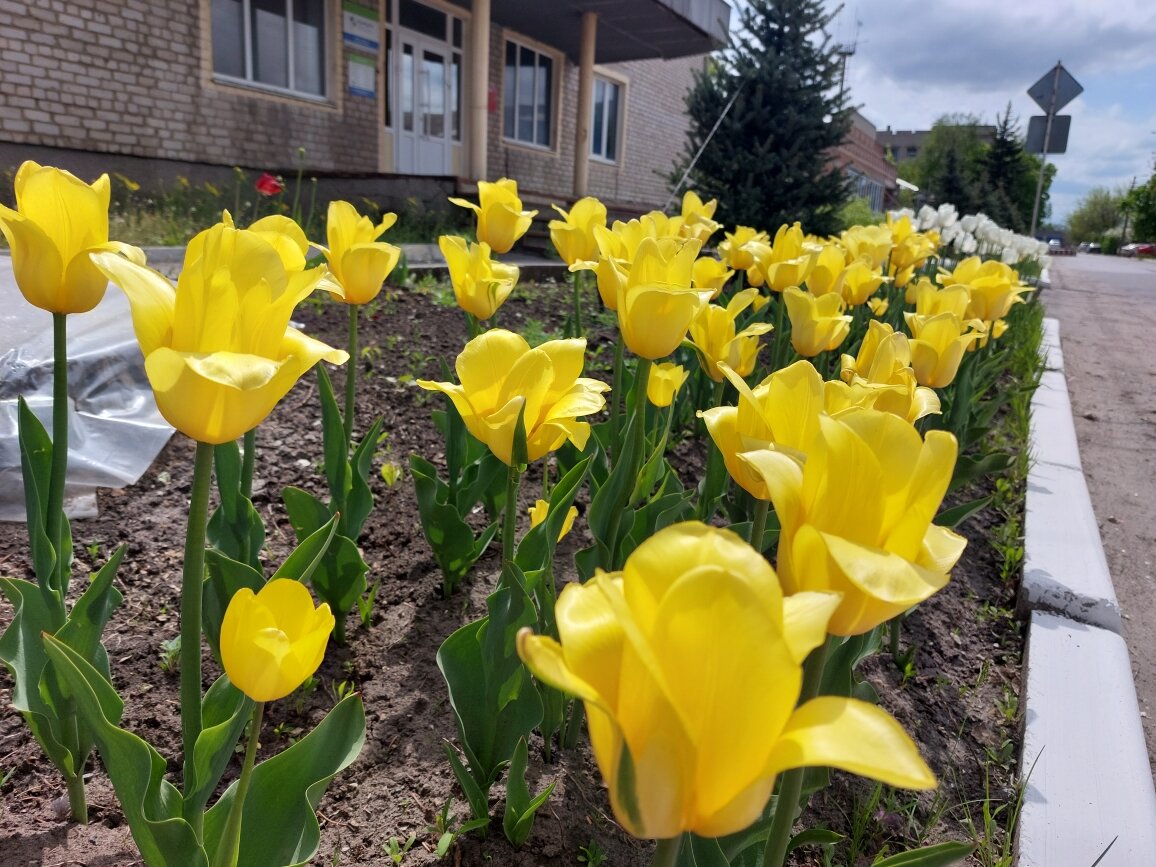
[
  {"x1": 0, "y1": 0, "x2": 381, "y2": 177},
  {"x1": 487, "y1": 23, "x2": 703, "y2": 211}
]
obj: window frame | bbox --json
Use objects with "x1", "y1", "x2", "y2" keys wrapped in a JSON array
[
  {"x1": 589, "y1": 73, "x2": 624, "y2": 164},
  {"x1": 500, "y1": 34, "x2": 560, "y2": 152},
  {"x1": 210, "y1": 0, "x2": 332, "y2": 103}
]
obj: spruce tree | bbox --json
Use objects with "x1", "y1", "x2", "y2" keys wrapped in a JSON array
[
  {"x1": 984, "y1": 104, "x2": 1032, "y2": 232},
  {"x1": 674, "y1": 0, "x2": 851, "y2": 236}
]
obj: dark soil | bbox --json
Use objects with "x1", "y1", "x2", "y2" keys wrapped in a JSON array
[{"x1": 0, "y1": 278, "x2": 1024, "y2": 866}]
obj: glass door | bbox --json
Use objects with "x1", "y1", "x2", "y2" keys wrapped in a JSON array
[{"x1": 396, "y1": 33, "x2": 451, "y2": 174}]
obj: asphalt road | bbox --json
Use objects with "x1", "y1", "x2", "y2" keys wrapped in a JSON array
[{"x1": 1044, "y1": 253, "x2": 1156, "y2": 774}]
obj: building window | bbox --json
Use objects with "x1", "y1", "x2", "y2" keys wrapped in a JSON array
[
  {"x1": 211, "y1": 0, "x2": 327, "y2": 99},
  {"x1": 503, "y1": 39, "x2": 553, "y2": 148},
  {"x1": 590, "y1": 76, "x2": 621, "y2": 162}
]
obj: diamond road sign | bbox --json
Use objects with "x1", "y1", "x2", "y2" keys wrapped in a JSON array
[{"x1": 1028, "y1": 63, "x2": 1083, "y2": 114}]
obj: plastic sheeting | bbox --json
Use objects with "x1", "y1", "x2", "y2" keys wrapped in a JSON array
[{"x1": 0, "y1": 255, "x2": 174, "y2": 521}]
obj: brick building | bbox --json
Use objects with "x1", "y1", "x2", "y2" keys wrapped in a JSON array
[
  {"x1": 830, "y1": 110, "x2": 897, "y2": 213},
  {"x1": 0, "y1": 0, "x2": 730, "y2": 213}
]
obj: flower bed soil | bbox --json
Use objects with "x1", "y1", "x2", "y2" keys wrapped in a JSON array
[{"x1": 0, "y1": 280, "x2": 1024, "y2": 866}]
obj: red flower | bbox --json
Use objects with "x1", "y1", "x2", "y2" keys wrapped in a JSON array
[{"x1": 255, "y1": 172, "x2": 284, "y2": 196}]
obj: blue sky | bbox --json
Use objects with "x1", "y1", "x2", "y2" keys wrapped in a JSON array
[{"x1": 825, "y1": 0, "x2": 1156, "y2": 222}]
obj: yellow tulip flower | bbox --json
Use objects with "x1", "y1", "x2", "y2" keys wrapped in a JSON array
[
  {"x1": 221, "y1": 579, "x2": 334, "y2": 702},
  {"x1": 691, "y1": 256, "x2": 735, "y2": 300},
  {"x1": 804, "y1": 244, "x2": 848, "y2": 297},
  {"x1": 317, "y1": 200, "x2": 401, "y2": 304},
  {"x1": 528, "y1": 499, "x2": 579, "y2": 541},
  {"x1": 221, "y1": 211, "x2": 312, "y2": 273},
  {"x1": 834, "y1": 320, "x2": 938, "y2": 422},
  {"x1": 449, "y1": 177, "x2": 537, "y2": 254},
  {"x1": 905, "y1": 312, "x2": 984, "y2": 388},
  {"x1": 687, "y1": 288, "x2": 774, "y2": 382},
  {"x1": 678, "y1": 190, "x2": 722, "y2": 243},
  {"x1": 741, "y1": 412, "x2": 965, "y2": 636},
  {"x1": 718, "y1": 226, "x2": 769, "y2": 272},
  {"x1": 438, "y1": 235, "x2": 520, "y2": 320},
  {"x1": 0, "y1": 160, "x2": 144, "y2": 313},
  {"x1": 783, "y1": 287, "x2": 852, "y2": 357},
  {"x1": 647, "y1": 362, "x2": 689, "y2": 408},
  {"x1": 940, "y1": 256, "x2": 1033, "y2": 322},
  {"x1": 756, "y1": 223, "x2": 818, "y2": 293},
  {"x1": 887, "y1": 215, "x2": 937, "y2": 289},
  {"x1": 549, "y1": 196, "x2": 607, "y2": 265},
  {"x1": 839, "y1": 259, "x2": 887, "y2": 307},
  {"x1": 417, "y1": 330, "x2": 609, "y2": 465},
  {"x1": 617, "y1": 237, "x2": 712, "y2": 360},
  {"x1": 699, "y1": 360, "x2": 827, "y2": 500},
  {"x1": 839, "y1": 224, "x2": 892, "y2": 269},
  {"x1": 572, "y1": 217, "x2": 661, "y2": 310},
  {"x1": 517, "y1": 522, "x2": 936, "y2": 839},
  {"x1": 91, "y1": 222, "x2": 348, "y2": 444},
  {"x1": 868, "y1": 296, "x2": 889, "y2": 318},
  {"x1": 910, "y1": 279, "x2": 970, "y2": 318}
]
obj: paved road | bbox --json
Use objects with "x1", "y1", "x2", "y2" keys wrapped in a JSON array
[{"x1": 1044, "y1": 254, "x2": 1156, "y2": 773}]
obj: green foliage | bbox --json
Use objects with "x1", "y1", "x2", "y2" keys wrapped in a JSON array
[
  {"x1": 1121, "y1": 172, "x2": 1156, "y2": 241},
  {"x1": 503, "y1": 737, "x2": 557, "y2": 847},
  {"x1": 675, "y1": 0, "x2": 851, "y2": 234},
  {"x1": 837, "y1": 196, "x2": 884, "y2": 231},
  {"x1": 1066, "y1": 186, "x2": 1123, "y2": 242}
]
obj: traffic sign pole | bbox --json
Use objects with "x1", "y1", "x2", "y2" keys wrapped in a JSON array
[{"x1": 1030, "y1": 63, "x2": 1062, "y2": 236}]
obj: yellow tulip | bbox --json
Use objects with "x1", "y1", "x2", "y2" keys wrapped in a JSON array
[
  {"x1": 647, "y1": 362, "x2": 689, "y2": 408},
  {"x1": 418, "y1": 330, "x2": 608, "y2": 465},
  {"x1": 572, "y1": 217, "x2": 662, "y2": 310},
  {"x1": 528, "y1": 499, "x2": 578, "y2": 541},
  {"x1": 868, "y1": 296, "x2": 889, "y2": 318},
  {"x1": 804, "y1": 244, "x2": 848, "y2": 297},
  {"x1": 221, "y1": 579, "x2": 334, "y2": 702},
  {"x1": 699, "y1": 360, "x2": 827, "y2": 499},
  {"x1": 449, "y1": 177, "x2": 537, "y2": 254},
  {"x1": 741, "y1": 411, "x2": 965, "y2": 636},
  {"x1": 438, "y1": 235, "x2": 519, "y2": 320},
  {"x1": 783, "y1": 287, "x2": 852, "y2": 357},
  {"x1": 0, "y1": 160, "x2": 144, "y2": 313},
  {"x1": 940, "y1": 256, "x2": 1033, "y2": 322},
  {"x1": 688, "y1": 288, "x2": 774, "y2": 382},
  {"x1": 905, "y1": 312, "x2": 984, "y2": 388},
  {"x1": 839, "y1": 224, "x2": 892, "y2": 269},
  {"x1": 549, "y1": 196, "x2": 607, "y2": 265},
  {"x1": 91, "y1": 222, "x2": 348, "y2": 444},
  {"x1": 911, "y1": 279, "x2": 970, "y2": 318},
  {"x1": 887, "y1": 215, "x2": 937, "y2": 288},
  {"x1": 839, "y1": 259, "x2": 887, "y2": 307},
  {"x1": 678, "y1": 190, "x2": 721, "y2": 243},
  {"x1": 617, "y1": 237, "x2": 712, "y2": 360},
  {"x1": 756, "y1": 223, "x2": 817, "y2": 293},
  {"x1": 692, "y1": 256, "x2": 735, "y2": 300},
  {"x1": 517, "y1": 521, "x2": 935, "y2": 839},
  {"x1": 718, "y1": 226, "x2": 769, "y2": 272},
  {"x1": 317, "y1": 200, "x2": 401, "y2": 304}
]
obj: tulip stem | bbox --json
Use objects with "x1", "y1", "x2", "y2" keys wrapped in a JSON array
[
  {"x1": 240, "y1": 428, "x2": 256, "y2": 500},
  {"x1": 345, "y1": 304, "x2": 359, "y2": 449},
  {"x1": 650, "y1": 836, "x2": 683, "y2": 867},
  {"x1": 65, "y1": 768, "x2": 87, "y2": 825},
  {"x1": 46, "y1": 312, "x2": 69, "y2": 604},
  {"x1": 610, "y1": 334, "x2": 625, "y2": 462},
  {"x1": 502, "y1": 463, "x2": 522, "y2": 566},
  {"x1": 762, "y1": 639, "x2": 832, "y2": 867},
  {"x1": 695, "y1": 379, "x2": 726, "y2": 521},
  {"x1": 214, "y1": 700, "x2": 264, "y2": 867},
  {"x1": 181, "y1": 439, "x2": 216, "y2": 838},
  {"x1": 561, "y1": 699, "x2": 585, "y2": 749},
  {"x1": 750, "y1": 498, "x2": 770, "y2": 553},
  {"x1": 571, "y1": 270, "x2": 583, "y2": 338}
]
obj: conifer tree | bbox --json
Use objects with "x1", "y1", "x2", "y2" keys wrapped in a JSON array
[{"x1": 674, "y1": 0, "x2": 851, "y2": 236}]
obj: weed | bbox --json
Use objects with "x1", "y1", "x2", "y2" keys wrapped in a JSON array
[
  {"x1": 158, "y1": 636, "x2": 181, "y2": 674},
  {"x1": 956, "y1": 766, "x2": 1029, "y2": 867},
  {"x1": 328, "y1": 679, "x2": 356, "y2": 704},
  {"x1": 1, "y1": 765, "x2": 15, "y2": 786},
  {"x1": 85, "y1": 540, "x2": 103, "y2": 560},
  {"x1": 380, "y1": 462, "x2": 404, "y2": 486},
  {"x1": 382, "y1": 833, "x2": 417, "y2": 864},
  {"x1": 522, "y1": 317, "x2": 562, "y2": 347},
  {"x1": 427, "y1": 798, "x2": 491, "y2": 859},
  {"x1": 996, "y1": 684, "x2": 1019, "y2": 723},
  {"x1": 292, "y1": 674, "x2": 319, "y2": 715},
  {"x1": 577, "y1": 838, "x2": 608, "y2": 866},
  {"x1": 357, "y1": 580, "x2": 380, "y2": 629}
]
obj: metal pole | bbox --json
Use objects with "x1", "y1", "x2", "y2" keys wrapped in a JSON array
[
  {"x1": 664, "y1": 79, "x2": 746, "y2": 211},
  {"x1": 1030, "y1": 62, "x2": 1062, "y2": 236}
]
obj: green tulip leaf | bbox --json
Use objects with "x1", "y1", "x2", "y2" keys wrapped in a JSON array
[
  {"x1": 871, "y1": 841, "x2": 975, "y2": 866},
  {"x1": 934, "y1": 494, "x2": 993, "y2": 528},
  {"x1": 948, "y1": 452, "x2": 1012, "y2": 493},
  {"x1": 184, "y1": 675, "x2": 253, "y2": 814},
  {"x1": 282, "y1": 485, "x2": 332, "y2": 540},
  {"x1": 411, "y1": 456, "x2": 493, "y2": 593},
  {"x1": 272, "y1": 512, "x2": 340, "y2": 585},
  {"x1": 344, "y1": 415, "x2": 384, "y2": 540},
  {"x1": 17, "y1": 397, "x2": 61, "y2": 594},
  {"x1": 203, "y1": 694, "x2": 366, "y2": 867},
  {"x1": 503, "y1": 736, "x2": 556, "y2": 848},
  {"x1": 53, "y1": 545, "x2": 125, "y2": 673},
  {"x1": 788, "y1": 828, "x2": 843, "y2": 852},
  {"x1": 316, "y1": 365, "x2": 351, "y2": 511},
  {"x1": 207, "y1": 440, "x2": 266, "y2": 571},
  {"x1": 307, "y1": 532, "x2": 369, "y2": 622},
  {"x1": 443, "y1": 741, "x2": 491, "y2": 825},
  {"x1": 42, "y1": 634, "x2": 206, "y2": 867},
  {"x1": 515, "y1": 457, "x2": 590, "y2": 575}
]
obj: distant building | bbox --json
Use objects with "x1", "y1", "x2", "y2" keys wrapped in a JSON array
[
  {"x1": 876, "y1": 124, "x2": 996, "y2": 165},
  {"x1": 0, "y1": 0, "x2": 731, "y2": 214},
  {"x1": 831, "y1": 111, "x2": 896, "y2": 212}
]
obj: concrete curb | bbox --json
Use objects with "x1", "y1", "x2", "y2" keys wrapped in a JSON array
[{"x1": 1016, "y1": 317, "x2": 1156, "y2": 866}]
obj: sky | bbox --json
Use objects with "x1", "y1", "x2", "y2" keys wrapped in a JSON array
[{"x1": 826, "y1": 0, "x2": 1156, "y2": 223}]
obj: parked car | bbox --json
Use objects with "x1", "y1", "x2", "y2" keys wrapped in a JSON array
[
  {"x1": 1077, "y1": 241, "x2": 1102, "y2": 253},
  {"x1": 1121, "y1": 242, "x2": 1155, "y2": 257}
]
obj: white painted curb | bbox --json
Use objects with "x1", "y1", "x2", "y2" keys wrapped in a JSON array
[{"x1": 1016, "y1": 317, "x2": 1156, "y2": 866}]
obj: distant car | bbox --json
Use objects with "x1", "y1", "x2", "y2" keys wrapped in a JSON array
[{"x1": 1120, "y1": 242, "x2": 1155, "y2": 257}]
